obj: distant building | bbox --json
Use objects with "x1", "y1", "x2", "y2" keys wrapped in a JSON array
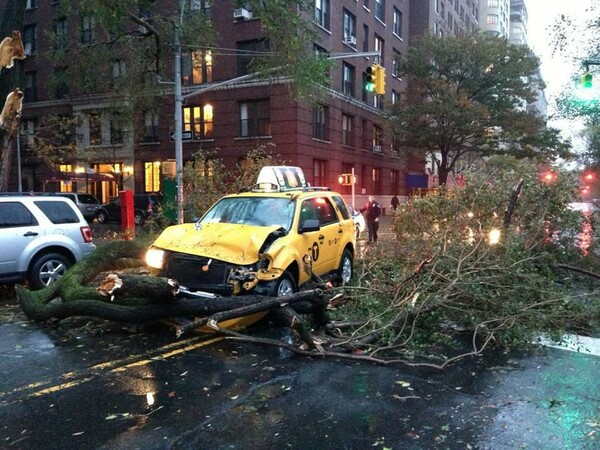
[{"x1": 480, "y1": 0, "x2": 511, "y2": 37}]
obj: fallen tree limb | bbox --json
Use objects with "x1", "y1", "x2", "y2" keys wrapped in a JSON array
[
  {"x1": 175, "y1": 289, "x2": 327, "y2": 337},
  {"x1": 97, "y1": 274, "x2": 180, "y2": 301}
]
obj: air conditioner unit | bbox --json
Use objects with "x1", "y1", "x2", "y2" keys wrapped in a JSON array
[
  {"x1": 343, "y1": 35, "x2": 356, "y2": 46},
  {"x1": 233, "y1": 8, "x2": 252, "y2": 20},
  {"x1": 373, "y1": 144, "x2": 382, "y2": 153}
]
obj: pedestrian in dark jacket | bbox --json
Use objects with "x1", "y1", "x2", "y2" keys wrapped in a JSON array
[
  {"x1": 391, "y1": 195, "x2": 399, "y2": 212},
  {"x1": 360, "y1": 195, "x2": 382, "y2": 243}
]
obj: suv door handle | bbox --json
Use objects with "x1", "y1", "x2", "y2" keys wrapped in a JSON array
[{"x1": 23, "y1": 231, "x2": 38, "y2": 237}]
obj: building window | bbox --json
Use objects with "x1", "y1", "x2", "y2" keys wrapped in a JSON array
[
  {"x1": 374, "y1": 93, "x2": 384, "y2": 110},
  {"x1": 112, "y1": 59, "x2": 126, "y2": 79},
  {"x1": 392, "y1": 49, "x2": 401, "y2": 78},
  {"x1": 21, "y1": 119, "x2": 37, "y2": 148},
  {"x1": 364, "y1": 0, "x2": 369, "y2": 9},
  {"x1": 314, "y1": 0, "x2": 329, "y2": 30},
  {"x1": 392, "y1": 89, "x2": 400, "y2": 105},
  {"x1": 362, "y1": 24, "x2": 369, "y2": 52},
  {"x1": 313, "y1": 159, "x2": 327, "y2": 187},
  {"x1": 313, "y1": 104, "x2": 329, "y2": 141},
  {"x1": 89, "y1": 112, "x2": 102, "y2": 146},
  {"x1": 237, "y1": 39, "x2": 267, "y2": 76},
  {"x1": 239, "y1": 99, "x2": 270, "y2": 137},
  {"x1": 144, "y1": 162, "x2": 161, "y2": 192},
  {"x1": 80, "y1": 15, "x2": 95, "y2": 44},
  {"x1": 487, "y1": 14, "x2": 498, "y2": 25},
  {"x1": 53, "y1": 67, "x2": 69, "y2": 99},
  {"x1": 372, "y1": 167, "x2": 381, "y2": 195},
  {"x1": 374, "y1": 0, "x2": 385, "y2": 22},
  {"x1": 343, "y1": 9, "x2": 356, "y2": 44},
  {"x1": 26, "y1": 0, "x2": 36, "y2": 9},
  {"x1": 54, "y1": 18, "x2": 67, "y2": 50},
  {"x1": 110, "y1": 115, "x2": 123, "y2": 145},
  {"x1": 182, "y1": 50, "x2": 213, "y2": 85},
  {"x1": 183, "y1": 104, "x2": 213, "y2": 140},
  {"x1": 59, "y1": 164, "x2": 72, "y2": 192},
  {"x1": 342, "y1": 62, "x2": 355, "y2": 97},
  {"x1": 393, "y1": 8, "x2": 402, "y2": 38},
  {"x1": 374, "y1": 35, "x2": 384, "y2": 66},
  {"x1": 391, "y1": 169, "x2": 399, "y2": 193},
  {"x1": 487, "y1": 0, "x2": 499, "y2": 7},
  {"x1": 373, "y1": 124, "x2": 383, "y2": 150},
  {"x1": 24, "y1": 72, "x2": 37, "y2": 102},
  {"x1": 342, "y1": 114, "x2": 353, "y2": 147},
  {"x1": 143, "y1": 111, "x2": 159, "y2": 142}
]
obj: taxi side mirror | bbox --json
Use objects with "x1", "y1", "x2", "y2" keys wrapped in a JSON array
[{"x1": 299, "y1": 219, "x2": 320, "y2": 233}]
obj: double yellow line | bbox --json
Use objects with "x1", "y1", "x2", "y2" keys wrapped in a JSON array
[{"x1": 0, "y1": 335, "x2": 223, "y2": 403}]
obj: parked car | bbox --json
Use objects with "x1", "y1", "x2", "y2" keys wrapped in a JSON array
[
  {"x1": 95, "y1": 193, "x2": 162, "y2": 225},
  {"x1": 348, "y1": 206, "x2": 366, "y2": 239},
  {"x1": 54, "y1": 193, "x2": 99, "y2": 221},
  {"x1": 0, "y1": 196, "x2": 96, "y2": 289},
  {"x1": 146, "y1": 166, "x2": 356, "y2": 297}
]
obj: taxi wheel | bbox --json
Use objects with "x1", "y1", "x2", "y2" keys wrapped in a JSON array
[
  {"x1": 269, "y1": 271, "x2": 297, "y2": 297},
  {"x1": 338, "y1": 249, "x2": 353, "y2": 285}
]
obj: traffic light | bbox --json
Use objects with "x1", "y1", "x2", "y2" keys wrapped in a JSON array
[
  {"x1": 338, "y1": 173, "x2": 355, "y2": 185},
  {"x1": 582, "y1": 71, "x2": 593, "y2": 89},
  {"x1": 365, "y1": 64, "x2": 377, "y2": 92},
  {"x1": 374, "y1": 64, "x2": 386, "y2": 95}
]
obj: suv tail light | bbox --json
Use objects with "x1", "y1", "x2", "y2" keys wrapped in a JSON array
[{"x1": 80, "y1": 226, "x2": 93, "y2": 243}]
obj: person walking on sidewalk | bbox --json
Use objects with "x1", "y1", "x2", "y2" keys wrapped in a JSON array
[
  {"x1": 391, "y1": 195, "x2": 399, "y2": 212},
  {"x1": 360, "y1": 195, "x2": 382, "y2": 243}
]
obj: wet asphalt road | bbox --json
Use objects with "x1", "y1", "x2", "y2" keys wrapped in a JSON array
[
  {"x1": 1, "y1": 311, "x2": 600, "y2": 450},
  {"x1": 1, "y1": 217, "x2": 600, "y2": 449}
]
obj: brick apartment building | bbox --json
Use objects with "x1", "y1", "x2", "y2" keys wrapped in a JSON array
[{"x1": 2, "y1": 1, "x2": 542, "y2": 207}]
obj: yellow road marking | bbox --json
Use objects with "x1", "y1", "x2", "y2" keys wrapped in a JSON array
[{"x1": 0, "y1": 336, "x2": 224, "y2": 402}]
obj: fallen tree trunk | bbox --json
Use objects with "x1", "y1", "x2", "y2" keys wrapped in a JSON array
[
  {"x1": 96, "y1": 274, "x2": 180, "y2": 302},
  {"x1": 17, "y1": 283, "x2": 330, "y2": 328}
]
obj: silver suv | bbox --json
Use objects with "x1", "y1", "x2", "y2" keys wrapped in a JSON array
[{"x1": 0, "y1": 196, "x2": 97, "y2": 289}]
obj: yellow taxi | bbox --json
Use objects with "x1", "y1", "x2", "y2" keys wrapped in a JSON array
[{"x1": 146, "y1": 166, "x2": 356, "y2": 297}]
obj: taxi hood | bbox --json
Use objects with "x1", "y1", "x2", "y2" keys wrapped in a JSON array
[{"x1": 151, "y1": 222, "x2": 284, "y2": 265}]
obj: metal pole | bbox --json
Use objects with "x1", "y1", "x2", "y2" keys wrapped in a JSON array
[
  {"x1": 16, "y1": 131, "x2": 22, "y2": 192},
  {"x1": 174, "y1": 7, "x2": 184, "y2": 224},
  {"x1": 351, "y1": 167, "x2": 355, "y2": 209}
]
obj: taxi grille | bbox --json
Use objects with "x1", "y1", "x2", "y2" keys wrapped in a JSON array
[{"x1": 165, "y1": 253, "x2": 232, "y2": 294}]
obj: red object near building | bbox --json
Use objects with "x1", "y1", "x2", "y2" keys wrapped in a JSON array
[{"x1": 119, "y1": 190, "x2": 135, "y2": 240}]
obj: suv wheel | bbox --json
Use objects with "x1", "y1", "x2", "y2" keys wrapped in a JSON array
[
  {"x1": 338, "y1": 249, "x2": 353, "y2": 285},
  {"x1": 29, "y1": 253, "x2": 72, "y2": 289},
  {"x1": 267, "y1": 271, "x2": 297, "y2": 297},
  {"x1": 96, "y1": 210, "x2": 108, "y2": 223}
]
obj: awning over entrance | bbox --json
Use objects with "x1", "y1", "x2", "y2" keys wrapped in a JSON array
[{"x1": 42, "y1": 169, "x2": 116, "y2": 183}]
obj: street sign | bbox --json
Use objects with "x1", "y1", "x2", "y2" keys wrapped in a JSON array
[{"x1": 170, "y1": 130, "x2": 193, "y2": 141}]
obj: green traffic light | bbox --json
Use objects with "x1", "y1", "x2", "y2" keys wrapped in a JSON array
[
  {"x1": 365, "y1": 82, "x2": 375, "y2": 92},
  {"x1": 582, "y1": 72, "x2": 593, "y2": 89}
]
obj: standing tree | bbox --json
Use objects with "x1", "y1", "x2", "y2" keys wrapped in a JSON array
[{"x1": 390, "y1": 33, "x2": 571, "y2": 186}]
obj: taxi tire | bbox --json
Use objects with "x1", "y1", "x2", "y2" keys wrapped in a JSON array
[
  {"x1": 268, "y1": 271, "x2": 297, "y2": 297},
  {"x1": 338, "y1": 249, "x2": 353, "y2": 285}
]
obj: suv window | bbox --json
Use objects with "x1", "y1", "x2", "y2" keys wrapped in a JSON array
[
  {"x1": 75, "y1": 194, "x2": 99, "y2": 204},
  {"x1": 34, "y1": 200, "x2": 80, "y2": 224},
  {"x1": 0, "y1": 202, "x2": 38, "y2": 227}
]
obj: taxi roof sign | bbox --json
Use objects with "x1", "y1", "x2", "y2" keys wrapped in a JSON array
[{"x1": 255, "y1": 166, "x2": 309, "y2": 192}]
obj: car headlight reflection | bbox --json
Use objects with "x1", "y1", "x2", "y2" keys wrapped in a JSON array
[{"x1": 146, "y1": 247, "x2": 165, "y2": 269}]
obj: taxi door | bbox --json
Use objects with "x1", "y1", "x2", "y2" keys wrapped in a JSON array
[{"x1": 296, "y1": 197, "x2": 341, "y2": 281}]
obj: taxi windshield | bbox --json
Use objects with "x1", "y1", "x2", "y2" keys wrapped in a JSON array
[{"x1": 201, "y1": 197, "x2": 295, "y2": 230}]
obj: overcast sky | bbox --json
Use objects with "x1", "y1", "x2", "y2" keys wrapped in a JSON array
[{"x1": 525, "y1": 0, "x2": 593, "y2": 152}]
